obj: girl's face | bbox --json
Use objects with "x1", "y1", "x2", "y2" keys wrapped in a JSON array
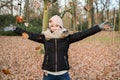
[{"x1": 49, "y1": 20, "x2": 61, "y2": 33}]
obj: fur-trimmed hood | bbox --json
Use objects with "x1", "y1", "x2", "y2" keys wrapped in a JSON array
[{"x1": 42, "y1": 28, "x2": 69, "y2": 40}]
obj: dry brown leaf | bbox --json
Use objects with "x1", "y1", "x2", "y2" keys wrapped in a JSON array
[
  {"x1": 35, "y1": 46, "x2": 41, "y2": 50},
  {"x1": 2, "y1": 68, "x2": 10, "y2": 75},
  {"x1": 22, "y1": 32, "x2": 29, "y2": 39}
]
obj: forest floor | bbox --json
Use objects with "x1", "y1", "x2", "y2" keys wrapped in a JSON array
[{"x1": 0, "y1": 31, "x2": 120, "y2": 80}]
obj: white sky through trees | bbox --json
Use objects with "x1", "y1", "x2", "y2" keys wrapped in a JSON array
[{"x1": 11, "y1": 0, "x2": 119, "y2": 16}]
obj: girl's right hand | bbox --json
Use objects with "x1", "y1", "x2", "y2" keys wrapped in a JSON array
[
  {"x1": 4, "y1": 24, "x2": 16, "y2": 32},
  {"x1": 22, "y1": 32, "x2": 29, "y2": 39}
]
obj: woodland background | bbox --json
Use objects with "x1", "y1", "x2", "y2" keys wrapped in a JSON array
[
  {"x1": 0, "y1": 0, "x2": 120, "y2": 80},
  {"x1": 0, "y1": 0, "x2": 120, "y2": 33}
]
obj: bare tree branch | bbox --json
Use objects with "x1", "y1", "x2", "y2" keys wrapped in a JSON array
[
  {"x1": 60, "y1": 8, "x2": 71, "y2": 18},
  {"x1": 0, "y1": 1, "x2": 11, "y2": 9}
]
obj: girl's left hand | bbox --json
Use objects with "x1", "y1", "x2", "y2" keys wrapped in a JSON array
[
  {"x1": 99, "y1": 21, "x2": 114, "y2": 31},
  {"x1": 102, "y1": 23, "x2": 112, "y2": 31}
]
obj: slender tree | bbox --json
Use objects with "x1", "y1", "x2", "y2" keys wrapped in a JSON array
[
  {"x1": 42, "y1": 0, "x2": 49, "y2": 31},
  {"x1": 99, "y1": 0, "x2": 107, "y2": 22},
  {"x1": 94, "y1": 1, "x2": 100, "y2": 24},
  {"x1": 106, "y1": 0, "x2": 110, "y2": 20},
  {"x1": 18, "y1": 0, "x2": 22, "y2": 16},
  {"x1": 118, "y1": 0, "x2": 120, "y2": 31},
  {"x1": 49, "y1": 1, "x2": 60, "y2": 17},
  {"x1": 24, "y1": 0, "x2": 30, "y2": 22},
  {"x1": 10, "y1": 0, "x2": 13, "y2": 16},
  {"x1": 42, "y1": 0, "x2": 58, "y2": 31},
  {"x1": 86, "y1": 0, "x2": 94, "y2": 28},
  {"x1": 113, "y1": 8, "x2": 116, "y2": 29},
  {"x1": 71, "y1": 0, "x2": 77, "y2": 31}
]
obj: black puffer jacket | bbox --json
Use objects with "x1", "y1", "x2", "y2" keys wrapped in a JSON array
[{"x1": 14, "y1": 25, "x2": 101, "y2": 72}]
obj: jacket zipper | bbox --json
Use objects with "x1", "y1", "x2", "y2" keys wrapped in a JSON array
[
  {"x1": 55, "y1": 39, "x2": 58, "y2": 71},
  {"x1": 46, "y1": 56, "x2": 48, "y2": 65},
  {"x1": 64, "y1": 56, "x2": 68, "y2": 66}
]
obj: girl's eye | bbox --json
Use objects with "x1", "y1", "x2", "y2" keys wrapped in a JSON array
[
  {"x1": 51, "y1": 25, "x2": 53, "y2": 27},
  {"x1": 56, "y1": 25, "x2": 59, "y2": 27}
]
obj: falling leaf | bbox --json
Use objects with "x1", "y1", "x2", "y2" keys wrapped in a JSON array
[
  {"x1": 84, "y1": 4, "x2": 92, "y2": 11},
  {"x1": 22, "y1": 32, "x2": 29, "y2": 39},
  {"x1": 35, "y1": 46, "x2": 41, "y2": 50},
  {"x1": 2, "y1": 68, "x2": 10, "y2": 75}
]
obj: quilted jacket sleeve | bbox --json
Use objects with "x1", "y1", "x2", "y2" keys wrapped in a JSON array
[
  {"x1": 14, "y1": 27, "x2": 45, "y2": 43},
  {"x1": 68, "y1": 25, "x2": 101, "y2": 44}
]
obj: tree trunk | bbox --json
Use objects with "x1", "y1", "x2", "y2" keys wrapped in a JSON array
[
  {"x1": 106, "y1": 0, "x2": 110, "y2": 20},
  {"x1": 19, "y1": 0, "x2": 22, "y2": 15},
  {"x1": 106, "y1": 9, "x2": 109, "y2": 20},
  {"x1": 100, "y1": 10, "x2": 104, "y2": 22},
  {"x1": 10, "y1": 0, "x2": 13, "y2": 16},
  {"x1": 49, "y1": 1, "x2": 60, "y2": 17},
  {"x1": 87, "y1": 0, "x2": 94, "y2": 28},
  {"x1": 113, "y1": 8, "x2": 116, "y2": 29},
  {"x1": 24, "y1": 0, "x2": 29, "y2": 22},
  {"x1": 119, "y1": 1, "x2": 120, "y2": 31},
  {"x1": 95, "y1": 1, "x2": 99, "y2": 24},
  {"x1": 42, "y1": 0, "x2": 49, "y2": 31},
  {"x1": 72, "y1": 0, "x2": 77, "y2": 32}
]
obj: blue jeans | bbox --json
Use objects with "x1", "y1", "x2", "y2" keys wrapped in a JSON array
[{"x1": 43, "y1": 72, "x2": 71, "y2": 80}]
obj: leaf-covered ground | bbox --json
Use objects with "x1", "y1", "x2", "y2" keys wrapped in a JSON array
[{"x1": 0, "y1": 31, "x2": 120, "y2": 80}]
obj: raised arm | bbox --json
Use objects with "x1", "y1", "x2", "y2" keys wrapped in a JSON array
[
  {"x1": 4, "y1": 25, "x2": 45, "y2": 43},
  {"x1": 14, "y1": 27, "x2": 45, "y2": 43},
  {"x1": 68, "y1": 21, "x2": 113, "y2": 44},
  {"x1": 68, "y1": 25, "x2": 101, "y2": 43}
]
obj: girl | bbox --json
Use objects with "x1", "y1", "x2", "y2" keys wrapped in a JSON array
[{"x1": 4, "y1": 15, "x2": 111, "y2": 80}]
